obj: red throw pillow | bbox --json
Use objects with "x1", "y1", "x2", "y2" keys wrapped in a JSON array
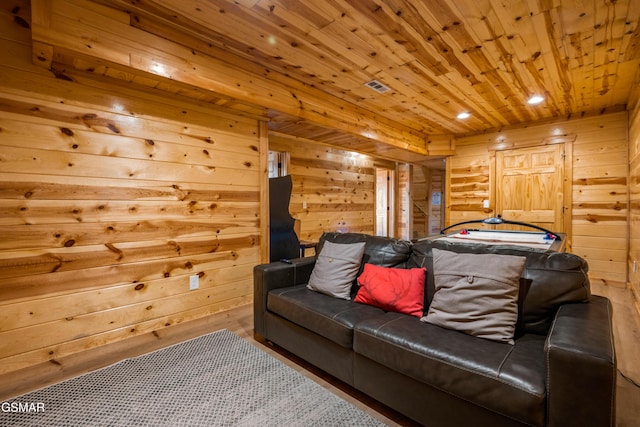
[{"x1": 355, "y1": 264, "x2": 426, "y2": 318}]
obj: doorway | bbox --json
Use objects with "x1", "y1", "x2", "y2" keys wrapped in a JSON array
[
  {"x1": 268, "y1": 150, "x2": 290, "y2": 178},
  {"x1": 410, "y1": 160, "x2": 446, "y2": 239},
  {"x1": 495, "y1": 144, "x2": 566, "y2": 232}
]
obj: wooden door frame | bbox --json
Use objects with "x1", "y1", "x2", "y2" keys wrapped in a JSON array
[
  {"x1": 259, "y1": 121, "x2": 270, "y2": 263},
  {"x1": 396, "y1": 163, "x2": 410, "y2": 240},
  {"x1": 375, "y1": 167, "x2": 395, "y2": 238},
  {"x1": 410, "y1": 165, "x2": 445, "y2": 238},
  {"x1": 489, "y1": 137, "x2": 574, "y2": 251}
]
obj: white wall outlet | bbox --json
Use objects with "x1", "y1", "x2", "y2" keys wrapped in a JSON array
[
  {"x1": 302, "y1": 201, "x2": 307, "y2": 209},
  {"x1": 189, "y1": 275, "x2": 199, "y2": 290},
  {"x1": 483, "y1": 200, "x2": 490, "y2": 209}
]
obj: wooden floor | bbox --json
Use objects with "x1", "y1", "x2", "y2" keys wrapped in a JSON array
[
  {"x1": 2, "y1": 285, "x2": 639, "y2": 426},
  {"x1": 591, "y1": 284, "x2": 640, "y2": 427}
]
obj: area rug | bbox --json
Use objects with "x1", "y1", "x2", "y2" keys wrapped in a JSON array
[{"x1": 2, "y1": 330, "x2": 385, "y2": 426}]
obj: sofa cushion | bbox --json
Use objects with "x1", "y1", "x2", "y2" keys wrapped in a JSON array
[
  {"x1": 307, "y1": 240, "x2": 366, "y2": 299},
  {"x1": 354, "y1": 313, "x2": 547, "y2": 427},
  {"x1": 355, "y1": 264, "x2": 426, "y2": 318},
  {"x1": 318, "y1": 232, "x2": 412, "y2": 267},
  {"x1": 423, "y1": 249, "x2": 526, "y2": 344},
  {"x1": 268, "y1": 284, "x2": 385, "y2": 348},
  {"x1": 407, "y1": 238, "x2": 590, "y2": 334}
]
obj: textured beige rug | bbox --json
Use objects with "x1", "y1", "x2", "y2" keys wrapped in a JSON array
[{"x1": 2, "y1": 329, "x2": 384, "y2": 426}]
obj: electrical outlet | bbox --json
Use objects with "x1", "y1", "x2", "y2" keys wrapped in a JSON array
[
  {"x1": 189, "y1": 275, "x2": 199, "y2": 290},
  {"x1": 483, "y1": 200, "x2": 489, "y2": 209},
  {"x1": 302, "y1": 201, "x2": 307, "y2": 209}
]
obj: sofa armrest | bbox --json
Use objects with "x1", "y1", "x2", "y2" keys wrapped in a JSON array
[
  {"x1": 545, "y1": 295, "x2": 616, "y2": 427},
  {"x1": 253, "y1": 257, "x2": 316, "y2": 337}
]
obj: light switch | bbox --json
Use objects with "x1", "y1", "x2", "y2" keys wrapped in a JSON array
[{"x1": 189, "y1": 275, "x2": 199, "y2": 290}]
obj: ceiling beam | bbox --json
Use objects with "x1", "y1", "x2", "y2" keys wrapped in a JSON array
[{"x1": 30, "y1": 0, "x2": 451, "y2": 161}]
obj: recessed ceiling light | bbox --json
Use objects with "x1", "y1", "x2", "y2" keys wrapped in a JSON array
[
  {"x1": 457, "y1": 112, "x2": 470, "y2": 119},
  {"x1": 528, "y1": 95, "x2": 544, "y2": 104}
]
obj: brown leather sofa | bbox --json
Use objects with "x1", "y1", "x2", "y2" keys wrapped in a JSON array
[{"x1": 253, "y1": 232, "x2": 616, "y2": 427}]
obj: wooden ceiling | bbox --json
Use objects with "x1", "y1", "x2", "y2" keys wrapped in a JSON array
[{"x1": 30, "y1": 0, "x2": 640, "y2": 164}]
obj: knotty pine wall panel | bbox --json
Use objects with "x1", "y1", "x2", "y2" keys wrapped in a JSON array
[
  {"x1": 269, "y1": 134, "x2": 388, "y2": 243},
  {"x1": 446, "y1": 141, "x2": 492, "y2": 224},
  {"x1": 396, "y1": 163, "x2": 411, "y2": 240},
  {"x1": 451, "y1": 112, "x2": 629, "y2": 288},
  {"x1": 629, "y1": 97, "x2": 640, "y2": 315},
  {"x1": 571, "y1": 114, "x2": 628, "y2": 287},
  {"x1": 0, "y1": 2, "x2": 262, "y2": 376}
]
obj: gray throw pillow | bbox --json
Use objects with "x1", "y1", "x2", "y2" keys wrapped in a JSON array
[
  {"x1": 307, "y1": 241, "x2": 366, "y2": 299},
  {"x1": 422, "y1": 248, "x2": 526, "y2": 344}
]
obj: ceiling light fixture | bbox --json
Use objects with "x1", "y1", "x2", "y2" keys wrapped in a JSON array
[
  {"x1": 457, "y1": 112, "x2": 470, "y2": 119},
  {"x1": 528, "y1": 95, "x2": 544, "y2": 104}
]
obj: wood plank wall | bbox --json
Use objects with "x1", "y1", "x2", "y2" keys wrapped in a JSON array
[
  {"x1": 629, "y1": 96, "x2": 640, "y2": 316},
  {"x1": 396, "y1": 164, "x2": 411, "y2": 240},
  {"x1": 269, "y1": 134, "x2": 395, "y2": 244},
  {"x1": 0, "y1": 2, "x2": 263, "y2": 377},
  {"x1": 450, "y1": 112, "x2": 629, "y2": 288}
]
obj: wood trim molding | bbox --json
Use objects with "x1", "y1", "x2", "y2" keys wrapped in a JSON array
[
  {"x1": 562, "y1": 140, "x2": 574, "y2": 252},
  {"x1": 487, "y1": 134, "x2": 577, "y2": 152},
  {"x1": 259, "y1": 120, "x2": 270, "y2": 264}
]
